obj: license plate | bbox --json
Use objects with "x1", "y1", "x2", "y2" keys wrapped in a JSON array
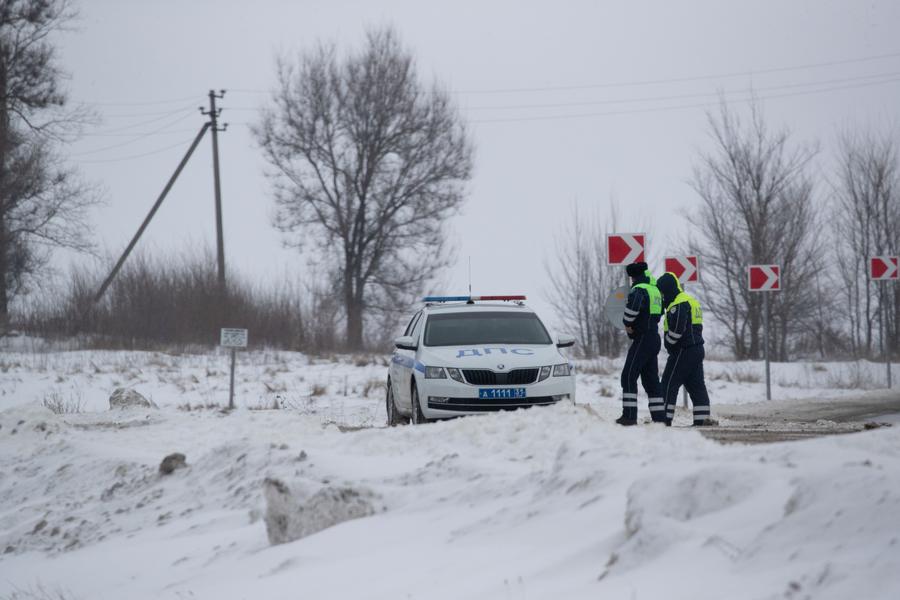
[{"x1": 478, "y1": 388, "x2": 527, "y2": 399}]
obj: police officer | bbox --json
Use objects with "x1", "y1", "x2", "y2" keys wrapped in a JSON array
[
  {"x1": 655, "y1": 272, "x2": 712, "y2": 426},
  {"x1": 616, "y1": 261, "x2": 666, "y2": 426}
]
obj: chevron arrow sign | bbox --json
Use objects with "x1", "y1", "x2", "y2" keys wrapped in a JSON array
[{"x1": 607, "y1": 233, "x2": 646, "y2": 266}]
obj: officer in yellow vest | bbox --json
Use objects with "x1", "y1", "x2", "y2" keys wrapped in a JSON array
[
  {"x1": 616, "y1": 262, "x2": 666, "y2": 425},
  {"x1": 655, "y1": 272, "x2": 712, "y2": 426}
]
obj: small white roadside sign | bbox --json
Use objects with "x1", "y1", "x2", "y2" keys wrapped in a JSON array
[
  {"x1": 220, "y1": 328, "x2": 248, "y2": 348},
  {"x1": 220, "y1": 328, "x2": 248, "y2": 410}
]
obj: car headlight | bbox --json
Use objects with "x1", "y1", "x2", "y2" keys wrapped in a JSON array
[
  {"x1": 553, "y1": 363, "x2": 571, "y2": 377},
  {"x1": 446, "y1": 367, "x2": 465, "y2": 383},
  {"x1": 425, "y1": 366, "x2": 447, "y2": 379},
  {"x1": 538, "y1": 365, "x2": 552, "y2": 381}
]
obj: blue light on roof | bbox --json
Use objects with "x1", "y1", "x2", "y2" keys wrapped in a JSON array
[{"x1": 423, "y1": 296, "x2": 471, "y2": 302}]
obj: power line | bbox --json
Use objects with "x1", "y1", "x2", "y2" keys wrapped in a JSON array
[
  {"x1": 469, "y1": 75, "x2": 900, "y2": 124},
  {"x1": 82, "y1": 106, "x2": 197, "y2": 136},
  {"x1": 76, "y1": 127, "x2": 196, "y2": 139},
  {"x1": 71, "y1": 50, "x2": 900, "y2": 113},
  {"x1": 455, "y1": 50, "x2": 900, "y2": 95},
  {"x1": 73, "y1": 134, "x2": 201, "y2": 164},
  {"x1": 72, "y1": 111, "x2": 198, "y2": 154},
  {"x1": 464, "y1": 70, "x2": 900, "y2": 112},
  {"x1": 97, "y1": 105, "x2": 202, "y2": 119},
  {"x1": 225, "y1": 69, "x2": 900, "y2": 118},
  {"x1": 73, "y1": 94, "x2": 201, "y2": 107}
]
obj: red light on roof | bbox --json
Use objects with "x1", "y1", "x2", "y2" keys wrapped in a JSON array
[{"x1": 473, "y1": 295, "x2": 526, "y2": 301}]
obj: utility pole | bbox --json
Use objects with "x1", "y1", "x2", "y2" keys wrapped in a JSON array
[
  {"x1": 201, "y1": 90, "x2": 227, "y2": 297},
  {"x1": 82, "y1": 90, "x2": 233, "y2": 333}
]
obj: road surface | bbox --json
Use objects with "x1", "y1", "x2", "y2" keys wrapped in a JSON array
[{"x1": 696, "y1": 389, "x2": 900, "y2": 444}]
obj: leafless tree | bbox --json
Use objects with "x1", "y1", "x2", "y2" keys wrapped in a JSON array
[
  {"x1": 831, "y1": 129, "x2": 900, "y2": 358},
  {"x1": 254, "y1": 27, "x2": 473, "y2": 349},
  {"x1": 1, "y1": 0, "x2": 97, "y2": 333},
  {"x1": 545, "y1": 203, "x2": 626, "y2": 358},
  {"x1": 689, "y1": 101, "x2": 823, "y2": 360}
]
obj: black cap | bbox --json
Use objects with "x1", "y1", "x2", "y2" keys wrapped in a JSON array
[{"x1": 625, "y1": 262, "x2": 648, "y2": 278}]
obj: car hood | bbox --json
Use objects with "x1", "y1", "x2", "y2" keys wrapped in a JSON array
[{"x1": 419, "y1": 344, "x2": 567, "y2": 369}]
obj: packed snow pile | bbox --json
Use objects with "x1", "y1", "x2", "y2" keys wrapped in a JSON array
[
  {"x1": 0, "y1": 348, "x2": 898, "y2": 599},
  {"x1": 263, "y1": 477, "x2": 381, "y2": 545}
]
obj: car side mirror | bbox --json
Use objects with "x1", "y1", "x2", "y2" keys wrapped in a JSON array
[
  {"x1": 557, "y1": 334, "x2": 576, "y2": 348},
  {"x1": 394, "y1": 335, "x2": 417, "y2": 351}
]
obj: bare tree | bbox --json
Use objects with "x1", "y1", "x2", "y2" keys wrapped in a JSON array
[
  {"x1": 545, "y1": 203, "x2": 625, "y2": 358},
  {"x1": 831, "y1": 129, "x2": 900, "y2": 358},
  {"x1": 254, "y1": 27, "x2": 473, "y2": 349},
  {"x1": 689, "y1": 101, "x2": 823, "y2": 360},
  {"x1": 1, "y1": 0, "x2": 97, "y2": 332}
]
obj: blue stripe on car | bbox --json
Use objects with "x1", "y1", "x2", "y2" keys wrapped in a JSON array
[{"x1": 392, "y1": 355, "x2": 415, "y2": 369}]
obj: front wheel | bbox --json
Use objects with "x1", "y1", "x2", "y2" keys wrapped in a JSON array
[
  {"x1": 386, "y1": 380, "x2": 407, "y2": 426},
  {"x1": 410, "y1": 384, "x2": 428, "y2": 425}
]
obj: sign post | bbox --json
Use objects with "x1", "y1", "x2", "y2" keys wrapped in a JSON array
[
  {"x1": 220, "y1": 328, "x2": 248, "y2": 409},
  {"x1": 869, "y1": 256, "x2": 898, "y2": 388},
  {"x1": 665, "y1": 256, "x2": 700, "y2": 407},
  {"x1": 748, "y1": 265, "x2": 781, "y2": 400}
]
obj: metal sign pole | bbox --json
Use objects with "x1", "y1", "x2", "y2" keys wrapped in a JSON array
[
  {"x1": 882, "y1": 280, "x2": 891, "y2": 389},
  {"x1": 764, "y1": 291, "x2": 771, "y2": 401},
  {"x1": 220, "y1": 327, "x2": 247, "y2": 410},
  {"x1": 681, "y1": 283, "x2": 688, "y2": 409},
  {"x1": 228, "y1": 347, "x2": 237, "y2": 410}
]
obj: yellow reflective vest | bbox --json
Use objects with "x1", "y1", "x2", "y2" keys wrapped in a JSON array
[{"x1": 663, "y1": 292, "x2": 703, "y2": 332}]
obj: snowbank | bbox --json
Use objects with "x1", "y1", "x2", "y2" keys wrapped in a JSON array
[{"x1": 0, "y1": 350, "x2": 898, "y2": 599}]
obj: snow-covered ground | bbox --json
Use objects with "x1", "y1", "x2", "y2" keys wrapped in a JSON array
[{"x1": 1, "y1": 346, "x2": 899, "y2": 599}]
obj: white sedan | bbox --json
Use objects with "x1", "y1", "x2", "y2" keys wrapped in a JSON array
[{"x1": 386, "y1": 296, "x2": 576, "y2": 425}]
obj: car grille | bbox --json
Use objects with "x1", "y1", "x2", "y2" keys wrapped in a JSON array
[
  {"x1": 462, "y1": 368, "x2": 539, "y2": 385},
  {"x1": 427, "y1": 396, "x2": 559, "y2": 412}
]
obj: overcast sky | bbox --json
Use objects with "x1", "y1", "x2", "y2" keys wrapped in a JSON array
[{"x1": 55, "y1": 0, "x2": 900, "y2": 332}]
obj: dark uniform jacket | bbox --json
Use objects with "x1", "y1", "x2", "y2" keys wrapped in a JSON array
[
  {"x1": 663, "y1": 299, "x2": 704, "y2": 352},
  {"x1": 623, "y1": 274, "x2": 661, "y2": 339}
]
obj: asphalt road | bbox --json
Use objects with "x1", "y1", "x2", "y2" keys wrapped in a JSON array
[{"x1": 695, "y1": 389, "x2": 900, "y2": 444}]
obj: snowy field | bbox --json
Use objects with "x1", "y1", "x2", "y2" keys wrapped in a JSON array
[{"x1": 1, "y1": 345, "x2": 899, "y2": 599}]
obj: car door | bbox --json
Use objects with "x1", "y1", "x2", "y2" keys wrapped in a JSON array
[
  {"x1": 391, "y1": 310, "x2": 421, "y2": 410},
  {"x1": 399, "y1": 310, "x2": 427, "y2": 411}
]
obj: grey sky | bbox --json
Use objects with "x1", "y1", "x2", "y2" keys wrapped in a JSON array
[{"x1": 56, "y1": 0, "x2": 900, "y2": 331}]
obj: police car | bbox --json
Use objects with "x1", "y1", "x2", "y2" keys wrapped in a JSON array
[{"x1": 386, "y1": 295, "x2": 576, "y2": 425}]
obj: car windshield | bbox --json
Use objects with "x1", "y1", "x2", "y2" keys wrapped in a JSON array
[{"x1": 423, "y1": 311, "x2": 552, "y2": 346}]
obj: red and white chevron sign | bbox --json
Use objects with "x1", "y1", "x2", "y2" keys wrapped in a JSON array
[
  {"x1": 870, "y1": 256, "x2": 899, "y2": 280},
  {"x1": 748, "y1": 265, "x2": 781, "y2": 291},
  {"x1": 607, "y1": 233, "x2": 646, "y2": 266},
  {"x1": 664, "y1": 256, "x2": 699, "y2": 283}
]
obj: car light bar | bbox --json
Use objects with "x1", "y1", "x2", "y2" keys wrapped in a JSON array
[
  {"x1": 423, "y1": 295, "x2": 527, "y2": 302},
  {"x1": 476, "y1": 295, "x2": 526, "y2": 301},
  {"x1": 423, "y1": 296, "x2": 471, "y2": 302}
]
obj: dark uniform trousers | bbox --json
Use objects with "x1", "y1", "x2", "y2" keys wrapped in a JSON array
[
  {"x1": 621, "y1": 331, "x2": 665, "y2": 420},
  {"x1": 661, "y1": 344, "x2": 711, "y2": 424}
]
